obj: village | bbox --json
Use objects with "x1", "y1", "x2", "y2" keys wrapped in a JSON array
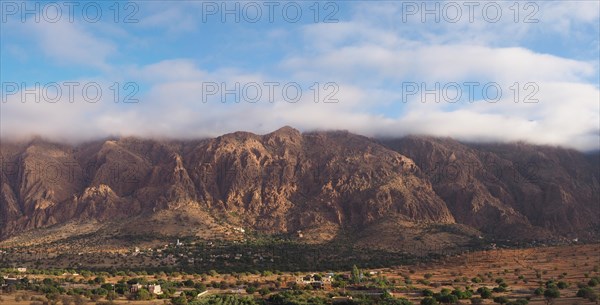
[{"x1": 0, "y1": 244, "x2": 598, "y2": 305}]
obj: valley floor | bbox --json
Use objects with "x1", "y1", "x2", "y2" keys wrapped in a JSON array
[{"x1": 1, "y1": 244, "x2": 598, "y2": 305}]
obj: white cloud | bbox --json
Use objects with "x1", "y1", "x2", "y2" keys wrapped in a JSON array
[
  {"x1": 1, "y1": 1, "x2": 598, "y2": 151},
  {"x1": 26, "y1": 20, "x2": 116, "y2": 70}
]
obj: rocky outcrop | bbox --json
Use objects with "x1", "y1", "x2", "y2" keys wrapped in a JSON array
[
  {"x1": 0, "y1": 128, "x2": 598, "y2": 242},
  {"x1": 382, "y1": 137, "x2": 600, "y2": 239}
]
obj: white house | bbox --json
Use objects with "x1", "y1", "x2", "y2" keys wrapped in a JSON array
[{"x1": 148, "y1": 284, "x2": 163, "y2": 295}]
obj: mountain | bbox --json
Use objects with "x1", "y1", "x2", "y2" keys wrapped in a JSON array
[
  {"x1": 381, "y1": 137, "x2": 600, "y2": 240},
  {"x1": 0, "y1": 127, "x2": 598, "y2": 248}
]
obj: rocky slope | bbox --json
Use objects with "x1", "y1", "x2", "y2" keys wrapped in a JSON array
[
  {"x1": 0, "y1": 127, "x2": 598, "y2": 244},
  {"x1": 382, "y1": 137, "x2": 600, "y2": 240}
]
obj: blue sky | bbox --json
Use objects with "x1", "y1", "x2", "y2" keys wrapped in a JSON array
[{"x1": 1, "y1": 0, "x2": 599, "y2": 150}]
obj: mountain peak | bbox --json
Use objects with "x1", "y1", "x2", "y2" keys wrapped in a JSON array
[{"x1": 270, "y1": 126, "x2": 300, "y2": 136}]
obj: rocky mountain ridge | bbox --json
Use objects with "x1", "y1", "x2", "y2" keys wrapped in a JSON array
[{"x1": 1, "y1": 127, "x2": 598, "y2": 245}]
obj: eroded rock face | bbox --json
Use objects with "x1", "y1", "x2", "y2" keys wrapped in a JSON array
[
  {"x1": 0, "y1": 127, "x2": 598, "y2": 242},
  {"x1": 382, "y1": 137, "x2": 600, "y2": 239}
]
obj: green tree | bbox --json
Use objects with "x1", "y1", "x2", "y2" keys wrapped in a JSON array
[
  {"x1": 134, "y1": 288, "x2": 152, "y2": 301},
  {"x1": 421, "y1": 297, "x2": 439, "y2": 305},
  {"x1": 543, "y1": 288, "x2": 560, "y2": 305},
  {"x1": 172, "y1": 295, "x2": 188, "y2": 305},
  {"x1": 493, "y1": 296, "x2": 509, "y2": 305},
  {"x1": 259, "y1": 287, "x2": 271, "y2": 297},
  {"x1": 577, "y1": 287, "x2": 598, "y2": 303},
  {"x1": 478, "y1": 287, "x2": 492, "y2": 299},
  {"x1": 452, "y1": 288, "x2": 471, "y2": 299},
  {"x1": 439, "y1": 294, "x2": 459, "y2": 304},
  {"x1": 352, "y1": 265, "x2": 361, "y2": 284}
]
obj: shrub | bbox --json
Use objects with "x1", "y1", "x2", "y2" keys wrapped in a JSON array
[
  {"x1": 557, "y1": 281, "x2": 568, "y2": 289},
  {"x1": 544, "y1": 288, "x2": 560, "y2": 305},
  {"x1": 493, "y1": 286, "x2": 506, "y2": 293},
  {"x1": 259, "y1": 287, "x2": 270, "y2": 296},
  {"x1": 471, "y1": 298, "x2": 483, "y2": 305},
  {"x1": 576, "y1": 287, "x2": 598, "y2": 302},
  {"x1": 477, "y1": 287, "x2": 492, "y2": 299},
  {"x1": 422, "y1": 289, "x2": 434, "y2": 297},
  {"x1": 421, "y1": 297, "x2": 438, "y2": 305}
]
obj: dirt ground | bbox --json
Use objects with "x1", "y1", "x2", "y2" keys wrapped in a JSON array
[
  {"x1": 384, "y1": 244, "x2": 600, "y2": 305},
  {"x1": 1, "y1": 244, "x2": 598, "y2": 305}
]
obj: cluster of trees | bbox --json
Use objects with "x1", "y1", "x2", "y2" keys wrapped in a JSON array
[
  {"x1": 421, "y1": 287, "x2": 476, "y2": 305},
  {"x1": 266, "y1": 290, "x2": 412, "y2": 305},
  {"x1": 0, "y1": 272, "x2": 211, "y2": 304},
  {"x1": 531, "y1": 279, "x2": 573, "y2": 305},
  {"x1": 576, "y1": 277, "x2": 599, "y2": 304},
  {"x1": 193, "y1": 294, "x2": 259, "y2": 305},
  {"x1": 417, "y1": 276, "x2": 542, "y2": 305},
  {"x1": 2, "y1": 262, "x2": 599, "y2": 305}
]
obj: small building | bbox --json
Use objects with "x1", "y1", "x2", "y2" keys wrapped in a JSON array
[
  {"x1": 16, "y1": 267, "x2": 27, "y2": 273},
  {"x1": 332, "y1": 296, "x2": 353, "y2": 304},
  {"x1": 311, "y1": 282, "x2": 325, "y2": 289},
  {"x1": 295, "y1": 274, "x2": 332, "y2": 290},
  {"x1": 2, "y1": 276, "x2": 20, "y2": 285},
  {"x1": 130, "y1": 283, "x2": 143, "y2": 293},
  {"x1": 148, "y1": 284, "x2": 163, "y2": 295}
]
